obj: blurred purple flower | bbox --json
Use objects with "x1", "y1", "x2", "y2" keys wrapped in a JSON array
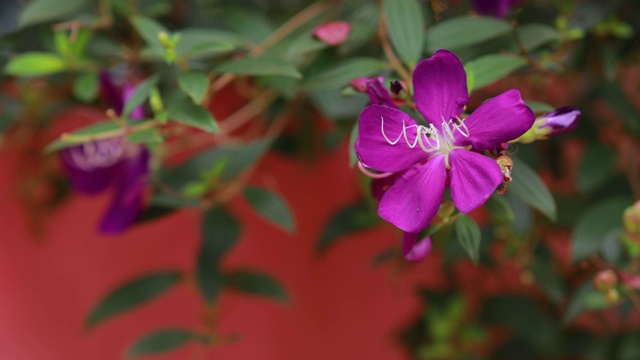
[
  {"x1": 402, "y1": 232, "x2": 432, "y2": 262},
  {"x1": 471, "y1": 0, "x2": 522, "y2": 18},
  {"x1": 61, "y1": 72, "x2": 149, "y2": 234},
  {"x1": 355, "y1": 49, "x2": 534, "y2": 234},
  {"x1": 538, "y1": 106, "x2": 580, "y2": 136}
]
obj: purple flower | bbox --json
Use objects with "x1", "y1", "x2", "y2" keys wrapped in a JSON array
[
  {"x1": 471, "y1": 0, "x2": 522, "y2": 18},
  {"x1": 538, "y1": 106, "x2": 580, "y2": 136},
  {"x1": 355, "y1": 50, "x2": 534, "y2": 234},
  {"x1": 350, "y1": 76, "x2": 396, "y2": 108},
  {"x1": 61, "y1": 72, "x2": 149, "y2": 234}
]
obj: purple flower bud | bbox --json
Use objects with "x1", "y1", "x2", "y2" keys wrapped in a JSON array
[
  {"x1": 471, "y1": 0, "x2": 522, "y2": 18},
  {"x1": 538, "y1": 106, "x2": 580, "y2": 136},
  {"x1": 312, "y1": 21, "x2": 351, "y2": 46},
  {"x1": 402, "y1": 232, "x2": 432, "y2": 262},
  {"x1": 350, "y1": 77, "x2": 396, "y2": 108},
  {"x1": 390, "y1": 80, "x2": 404, "y2": 96}
]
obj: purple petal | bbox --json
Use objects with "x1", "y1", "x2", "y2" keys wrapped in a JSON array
[
  {"x1": 448, "y1": 149, "x2": 503, "y2": 213},
  {"x1": 370, "y1": 173, "x2": 400, "y2": 202},
  {"x1": 471, "y1": 0, "x2": 510, "y2": 18},
  {"x1": 540, "y1": 106, "x2": 580, "y2": 136},
  {"x1": 312, "y1": 21, "x2": 351, "y2": 46},
  {"x1": 60, "y1": 146, "x2": 124, "y2": 194},
  {"x1": 378, "y1": 155, "x2": 447, "y2": 233},
  {"x1": 99, "y1": 148, "x2": 150, "y2": 234},
  {"x1": 355, "y1": 105, "x2": 428, "y2": 173},
  {"x1": 413, "y1": 50, "x2": 469, "y2": 128},
  {"x1": 455, "y1": 89, "x2": 534, "y2": 151},
  {"x1": 402, "y1": 233, "x2": 432, "y2": 262},
  {"x1": 366, "y1": 77, "x2": 396, "y2": 108}
]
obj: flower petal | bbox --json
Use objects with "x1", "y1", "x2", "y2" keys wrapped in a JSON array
[
  {"x1": 378, "y1": 155, "x2": 446, "y2": 233},
  {"x1": 471, "y1": 0, "x2": 510, "y2": 18},
  {"x1": 455, "y1": 89, "x2": 534, "y2": 151},
  {"x1": 540, "y1": 106, "x2": 580, "y2": 136},
  {"x1": 413, "y1": 49, "x2": 469, "y2": 128},
  {"x1": 449, "y1": 149, "x2": 503, "y2": 213},
  {"x1": 355, "y1": 105, "x2": 428, "y2": 172},
  {"x1": 312, "y1": 21, "x2": 351, "y2": 46},
  {"x1": 60, "y1": 149, "x2": 124, "y2": 194},
  {"x1": 402, "y1": 233, "x2": 432, "y2": 262},
  {"x1": 99, "y1": 148, "x2": 150, "y2": 234}
]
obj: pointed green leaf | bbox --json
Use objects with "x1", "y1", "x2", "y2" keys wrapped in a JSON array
[
  {"x1": 216, "y1": 56, "x2": 302, "y2": 79},
  {"x1": 73, "y1": 72, "x2": 99, "y2": 103},
  {"x1": 5, "y1": 52, "x2": 66, "y2": 76},
  {"x1": 383, "y1": 0, "x2": 425, "y2": 67},
  {"x1": 577, "y1": 144, "x2": 617, "y2": 194},
  {"x1": 86, "y1": 271, "x2": 182, "y2": 328},
  {"x1": 44, "y1": 120, "x2": 155, "y2": 153},
  {"x1": 571, "y1": 197, "x2": 631, "y2": 262},
  {"x1": 454, "y1": 214, "x2": 481, "y2": 264},
  {"x1": 317, "y1": 202, "x2": 377, "y2": 253},
  {"x1": 243, "y1": 186, "x2": 295, "y2": 233},
  {"x1": 130, "y1": 16, "x2": 169, "y2": 48},
  {"x1": 167, "y1": 100, "x2": 218, "y2": 132},
  {"x1": 18, "y1": 0, "x2": 89, "y2": 28},
  {"x1": 224, "y1": 269, "x2": 288, "y2": 302},
  {"x1": 485, "y1": 193, "x2": 515, "y2": 223},
  {"x1": 426, "y1": 16, "x2": 511, "y2": 52},
  {"x1": 464, "y1": 54, "x2": 526, "y2": 91},
  {"x1": 509, "y1": 160, "x2": 557, "y2": 222},
  {"x1": 303, "y1": 58, "x2": 385, "y2": 90},
  {"x1": 127, "y1": 127, "x2": 163, "y2": 144},
  {"x1": 123, "y1": 75, "x2": 159, "y2": 118},
  {"x1": 178, "y1": 71, "x2": 210, "y2": 104},
  {"x1": 128, "y1": 328, "x2": 206, "y2": 357}
]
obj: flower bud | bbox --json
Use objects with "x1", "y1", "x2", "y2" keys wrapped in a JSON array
[
  {"x1": 349, "y1": 76, "x2": 396, "y2": 108},
  {"x1": 513, "y1": 106, "x2": 580, "y2": 144},
  {"x1": 624, "y1": 201, "x2": 640, "y2": 243},
  {"x1": 437, "y1": 201, "x2": 456, "y2": 220},
  {"x1": 402, "y1": 232, "x2": 432, "y2": 262},
  {"x1": 312, "y1": 21, "x2": 351, "y2": 46},
  {"x1": 604, "y1": 288, "x2": 620, "y2": 304},
  {"x1": 593, "y1": 269, "x2": 618, "y2": 292}
]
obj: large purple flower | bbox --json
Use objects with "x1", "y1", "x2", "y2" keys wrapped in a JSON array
[
  {"x1": 355, "y1": 50, "x2": 534, "y2": 234},
  {"x1": 61, "y1": 72, "x2": 149, "y2": 234}
]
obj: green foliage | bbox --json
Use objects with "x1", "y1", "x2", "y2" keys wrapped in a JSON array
[
  {"x1": 5, "y1": 52, "x2": 66, "y2": 76},
  {"x1": 454, "y1": 215, "x2": 481, "y2": 264},
  {"x1": 127, "y1": 328, "x2": 207, "y2": 357},
  {"x1": 86, "y1": 271, "x2": 182, "y2": 328},
  {"x1": 509, "y1": 160, "x2": 557, "y2": 222},
  {"x1": 317, "y1": 202, "x2": 378, "y2": 253},
  {"x1": 216, "y1": 56, "x2": 302, "y2": 79},
  {"x1": 464, "y1": 54, "x2": 527, "y2": 91},
  {"x1": 18, "y1": 0, "x2": 89, "y2": 28},
  {"x1": 303, "y1": 58, "x2": 385, "y2": 90},
  {"x1": 223, "y1": 269, "x2": 289, "y2": 302},
  {"x1": 167, "y1": 100, "x2": 218, "y2": 132},
  {"x1": 243, "y1": 186, "x2": 295, "y2": 233},
  {"x1": 426, "y1": 17, "x2": 512, "y2": 52},
  {"x1": 178, "y1": 71, "x2": 210, "y2": 104},
  {"x1": 383, "y1": 0, "x2": 426, "y2": 67}
]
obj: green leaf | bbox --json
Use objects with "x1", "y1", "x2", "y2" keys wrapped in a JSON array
[
  {"x1": 309, "y1": 88, "x2": 368, "y2": 120},
  {"x1": 577, "y1": 144, "x2": 617, "y2": 194},
  {"x1": 383, "y1": 0, "x2": 425, "y2": 67},
  {"x1": 571, "y1": 197, "x2": 631, "y2": 262},
  {"x1": 44, "y1": 120, "x2": 154, "y2": 152},
  {"x1": 303, "y1": 58, "x2": 385, "y2": 90},
  {"x1": 224, "y1": 269, "x2": 288, "y2": 302},
  {"x1": 167, "y1": 100, "x2": 218, "y2": 132},
  {"x1": 5, "y1": 52, "x2": 66, "y2": 76},
  {"x1": 454, "y1": 214, "x2": 481, "y2": 264},
  {"x1": 526, "y1": 101, "x2": 555, "y2": 114},
  {"x1": 348, "y1": 121, "x2": 359, "y2": 167},
  {"x1": 73, "y1": 72, "x2": 99, "y2": 103},
  {"x1": 86, "y1": 271, "x2": 182, "y2": 328},
  {"x1": 600, "y1": 82, "x2": 640, "y2": 136},
  {"x1": 216, "y1": 56, "x2": 302, "y2": 79},
  {"x1": 464, "y1": 54, "x2": 526, "y2": 91},
  {"x1": 243, "y1": 186, "x2": 295, "y2": 233},
  {"x1": 178, "y1": 71, "x2": 209, "y2": 104},
  {"x1": 123, "y1": 75, "x2": 159, "y2": 118},
  {"x1": 531, "y1": 261, "x2": 565, "y2": 304},
  {"x1": 426, "y1": 16, "x2": 511, "y2": 52},
  {"x1": 485, "y1": 193, "x2": 515, "y2": 223},
  {"x1": 515, "y1": 24, "x2": 560, "y2": 51},
  {"x1": 509, "y1": 160, "x2": 556, "y2": 222},
  {"x1": 197, "y1": 207, "x2": 240, "y2": 303},
  {"x1": 317, "y1": 202, "x2": 377, "y2": 253},
  {"x1": 18, "y1": 0, "x2": 89, "y2": 28},
  {"x1": 130, "y1": 15, "x2": 169, "y2": 48},
  {"x1": 128, "y1": 328, "x2": 205, "y2": 357},
  {"x1": 127, "y1": 127, "x2": 163, "y2": 144},
  {"x1": 563, "y1": 281, "x2": 610, "y2": 324},
  {"x1": 180, "y1": 41, "x2": 234, "y2": 60}
]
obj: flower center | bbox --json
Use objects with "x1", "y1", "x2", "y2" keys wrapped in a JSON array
[{"x1": 380, "y1": 116, "x2": 470, "y2": 161}]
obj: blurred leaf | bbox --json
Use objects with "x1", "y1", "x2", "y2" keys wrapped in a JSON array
[
  {"x1": 123, "y1": 75, "x2": 159, "y2": 118},
  {"x1": 563, "y1": 281, "x2": 610, "y2": 324},
  {"x1": 86, "y1": 271, "x2": 181, "y2": 328},
  {"x1": 216, "y1": 56, "x2": 302, "y2": 79},
  {"x1": 73, "y1": 72, "x2": 99, "y2": 102},
  {"x1": 303, "y1": 58, "x2": 385, "y2": 90},
  {"x1": 127, "y1": 127, "x2": 163, "y2": 144},
  {"x1": 45, "y1": 119, "x2": 155, "y2": 152},
  {"x1": 515, "y1": 24, "x2": 560, "y2": 51},
  {"x1": 286, "y1": 30, "x2": 328, "y2": 58},
  {"x1": 128, "y1": 328, "x2": 205, "y2": 357},
  {"x1": 600, "y1": 82, "x2": 640, "y2": 137},
  {"x1": 383, "y1": 0, "x2": 425, "y2": 67},
  {"x1": 178, "y1": 71, "x2": 209, "y2": 104},
  {"x1": 5, "y1": 52, "x2": 66, "y2": 76},
  {"x1": 224, "y1": 269, "x2": 288, "y2": 302},
  {"x1": 454, "y1": 214, "x2": 481, "y2": 264},
  {"x1": 509, "y1": 160, "x2": 556, "y2": 222},
  {"x1": 0, "y1": 0, "x2": 20, "y2": 35},
  {"x1": 309, "y1": 88, "x2": 368, "y2": 120},
  {"x1": 181, "y1": 41, "x2": 234, "y2": 60},
  {"x1": 224, "y1": 8, "x2": 275, "y2": 44},
  {"x1": 130, "y1": 15, "x2": 168, "y2": 48},
  {"x1": 18, "y1": 0, "x2": 89, "y2": 28},
  {"x1": 243, "y1": 186, "x2": 295, "y2": 233},
  {"x1": 167, "y1": 100, "x2": 218, "y2": 132},
  {"x1": 177, "y1": 28, "x2": 245, "y2": 49},
  {"x1": 577, "y1": 144, "x2": 617, "y2": 194},
  {"x1": 503, "y1": 192, "x2": 534, "y2": 238},
  {"x1": 526, "y1": 101, "x2": 555, "y2": 114},
  {"x1": 426, "y1": 16, "x2": 511, "y2": 52},
  {"x1": 485, "y1": 193, "x2": 515, "y2": 223},
  {"x1": 317, "y1": 201, "x2": 377, "y2": 253},
  {"x1": 464, "y1": 54, "x2": 526, "y2": 91},
  {"x1": 572, "y1": 197, "x2": 630, "y2": 262},
  {"x1": 531, "y1": 261, "x2": 565, "y2": 304}
]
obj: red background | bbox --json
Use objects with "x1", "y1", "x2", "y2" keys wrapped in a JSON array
[{"x1": 0, "y1": 138, "x2": 446, "y2": 359}]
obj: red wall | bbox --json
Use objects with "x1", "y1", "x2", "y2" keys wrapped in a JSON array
[{"x1": 0, "y1": 139, "x2": 444, "y2": 359}]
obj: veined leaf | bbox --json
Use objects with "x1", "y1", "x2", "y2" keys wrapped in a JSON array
[
  {"x1": 383, "y1": 0, "x2": 426, "y2": 67},
  {"x1": 509, "y1": 160, "x2": 556, "y2": 222},
  {"x1": 464, "y1": 54, "x2": 526, "y2": 91},
  {"x1": 426, "y1": 16, "x2": 511, "y2": 52}
]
